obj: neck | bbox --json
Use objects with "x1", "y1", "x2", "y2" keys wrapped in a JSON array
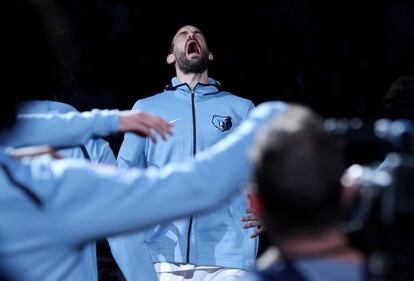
[
  {"x1": 176, "y1": 70, "x2": 209, "y2": 91},
  {"x1": 276, "y1": 228, "x2": 363, "y2": 262}
]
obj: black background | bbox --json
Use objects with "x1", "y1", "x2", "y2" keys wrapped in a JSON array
[{"x1": 38, "y1": 0, "x2": 414, "y2": 120}]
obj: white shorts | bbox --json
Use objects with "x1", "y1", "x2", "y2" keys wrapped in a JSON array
[{"x1": 154, "y1": 262, "x2": 247, "y2": 281}]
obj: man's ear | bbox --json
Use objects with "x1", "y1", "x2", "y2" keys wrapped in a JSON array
[
  {"x1": 167, "y1": 53, "x2": 175, "y2": 64},
  {"x1": 208, "y1": 51, "x2": 214, "y2": 61},
  {"x1": 340, "y1": 165, "x2": 361, "y2": 207},
  {"x1": 247, "y1": 187, "x2": 263, "y2": 216}
]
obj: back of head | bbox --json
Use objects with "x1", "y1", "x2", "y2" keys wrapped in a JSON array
[
  {"x1": 251, "y1": 105, "x2": 345, "y2": 240},
  {"x1": 382, "y1": 76, "x2": 414, "y2": 120},
  {"x1": 1, "y1": 0, "x2": 58, "y2": 130}
]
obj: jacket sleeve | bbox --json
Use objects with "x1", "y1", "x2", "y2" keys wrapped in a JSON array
[
  {"x1": 85, "y1": 138, "x2": 117, "y2": 166},
  {"x1": 108, "y1": 231, "x2": 158, "y2": 281},
  {"x1": 0, "y1": 109, "x2": 119, "y2": 148},
  {"x1": 111, "y1": 100, "x2": 156, "y2": 281},
  {"x1": 117, "y1": 101, "x2": 147, "y2": 169},
  {"x1": 244, "y1": 99, "x2": 256, "y2": 118}
]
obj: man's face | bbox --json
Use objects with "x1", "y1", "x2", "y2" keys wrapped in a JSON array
[{"x1": 171, "y1": 25, "x2": 210, "y2": 74}]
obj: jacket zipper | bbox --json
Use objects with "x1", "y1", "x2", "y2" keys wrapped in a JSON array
[{"x1": 186, "y1": 90, "x2": 196, "y2": 263}]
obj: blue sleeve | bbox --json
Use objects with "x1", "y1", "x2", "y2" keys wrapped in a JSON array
[
  {"x1": 85, "y1": 135, "x2": 152, "y2": 280},
  {"x1": 85, "y1": 138, "x2": 117, "y2": 165},
  {"x1": 0, "y1": 109, "x2": 119, "y2": 148},
  {"x1": 244, "y1": 100, "x2": 256, "y2": 117},
  {"x1": 111, "y1": 100, "x2": 156, "y2": 280},
  {"x1": 117, "y1": 101, "x2": 147, "y2": 169},
  {"x1": 108, "y1": 231, "x2": 158, "y2": 281}
]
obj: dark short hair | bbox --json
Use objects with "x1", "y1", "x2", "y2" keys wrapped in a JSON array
[
  {"x1": 383, "y1": 76, "x2": 414, "y2": 120},
  {"x1": 250, "y1": 105, "x2": 345, "y2": 239},
  {"x1": 168, "y1": 23, "x2": 210, "y2": 53}
]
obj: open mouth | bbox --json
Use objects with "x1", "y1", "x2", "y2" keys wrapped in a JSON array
[{"x1": 187, "y1": 41, "x2": 200, "y2": 55}]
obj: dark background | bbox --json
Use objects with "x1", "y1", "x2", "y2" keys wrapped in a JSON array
[
  {"x1": 29, "y1": 1, "x2": 414, "y2": 279},
  {"x1": 36, "y1": 0, "x2": 414, "y2": 120}
]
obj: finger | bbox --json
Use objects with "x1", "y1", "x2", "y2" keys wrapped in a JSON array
[
  {"x1": 245, "y1": 208, "x2": 254, "y2": 214},
  {"x1": 156, "y1": 127, "x2": 167, "y2": 141},
  {"x1": 148, "y1": 132, "x2": 157, "y2": 143},
  {"x1": 140, "y1": 127, "x2": 157, "y2": 143},
  {"x1": 144, "y1": 117, "x2": 171, "y2": 141},
  {"x1": 250, "y1": 226, "x2": 265, "y2": 238},
  {"x1": 167, "y1": 124, "x2": 174, "y2": 135},
  {"x1": 154, "y1": 118, "x2": 171, "y2": 140},
  {"x1": 163, "y1": 120, "x2": 174, "y2": 135},
  {"x1": 162, "y1": 121, "x2": 174, "y2": 136},
  {"x1": 243, "y1": 223, "x2": 251, "y2": 229},
  {"x1": 240, "y1": 215, "x2": 258, "y2": 222},
  {"x1": 243, "y1": 222, "x2": 260, "y2": 228},
  {"x1": 246, "y1": 208, "x2": 259, "y2": 215},
  {"x1": 139, "y1": 119, "x2": 165, "y2": 141}
]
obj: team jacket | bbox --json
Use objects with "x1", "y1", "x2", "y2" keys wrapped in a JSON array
[
  {"x1": 0, "y1": 101, "x2": 287, "y2": 281},
  {"x1": 0, "y1": 108, "x2": 119, "y2": 148},
  {"x1": 110, "y1": 77, "x2": 258, "y2": 280},
  {"x1": 16, "y1": 100, "x2": 117, "y2": 281}
]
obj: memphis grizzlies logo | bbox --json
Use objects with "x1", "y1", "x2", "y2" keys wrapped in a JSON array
[{"x1": 212, "y1": 115, "x2": 232, "y2": 132}]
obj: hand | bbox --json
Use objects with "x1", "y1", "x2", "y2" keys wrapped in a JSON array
[
  {"x1": 241, "y1": 208, "x2": 264, "y2": 238},
  {"x1": 118, "y1": 111, "x2": 174, "y2": 143},
  {"x1": 9, "y1": 145, "x2": 62, "y2": 159}
]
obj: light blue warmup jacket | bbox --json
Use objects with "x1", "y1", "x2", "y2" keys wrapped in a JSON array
[
  {"x1": 0, "y1": 108, "x2": 119, "y2": 148},
  {"x1": 17, "y1": 100, "x2": 117, "y2": 281},
  {"x1": 109, "y1": 77, "x2": 258, "y2": 281},
  {"x1": 0, "y1": 101, "x2": 287, "y2": 281}
]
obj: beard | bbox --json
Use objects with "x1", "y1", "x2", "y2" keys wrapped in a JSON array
[{"x1": 175, "y1": 49, "x2": 209, "y2": 74}]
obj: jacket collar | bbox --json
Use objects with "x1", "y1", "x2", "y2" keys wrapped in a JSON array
[{"x1": 164, "y1": 77, "x2": 222, "y2": 101}]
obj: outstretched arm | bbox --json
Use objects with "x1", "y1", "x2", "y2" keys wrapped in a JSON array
[{"x1": 1, "y1": 109, "x2": 172, "y2": 148}]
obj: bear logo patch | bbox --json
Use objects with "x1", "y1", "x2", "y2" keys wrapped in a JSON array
[{"x1": 212, "y1": 115, "x2": 232, "y2": 132}]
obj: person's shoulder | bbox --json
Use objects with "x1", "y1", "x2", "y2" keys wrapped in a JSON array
[
  {"x1": 220, "y1": 91, "x2": 254, "y2": 104},
  {"x1": 85, "y1": 137, "x2": 111, "y2": 152},
  {"x1": 131, "y1": 92, "x2": 168, "y2": 109},
  {"x1": 17, "y1": 100, "x2": 79, "y2": 114},
  {"x1": 46, "y1": 101, "x2": 78, "y2": 113},
  {"x1": 134, "y1": 91, "x2": 169, "y2": 106}
]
